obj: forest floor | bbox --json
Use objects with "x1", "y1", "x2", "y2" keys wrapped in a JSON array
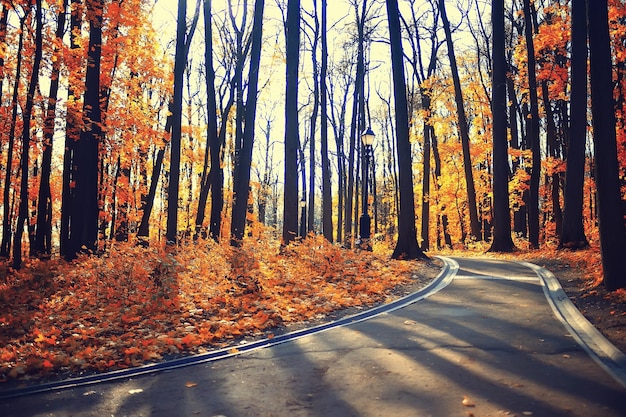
[{"x1": 0, "y1": 237, "x2": 624, "y2": 390}]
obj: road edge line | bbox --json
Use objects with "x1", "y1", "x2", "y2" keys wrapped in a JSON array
[{"x1": 519, "y1": 260, "x2": 626, "y2": 389}]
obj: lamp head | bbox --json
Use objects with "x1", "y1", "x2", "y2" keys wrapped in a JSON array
[{"x1": 361, "y1": 127, "x2": 375, "y2": 146}]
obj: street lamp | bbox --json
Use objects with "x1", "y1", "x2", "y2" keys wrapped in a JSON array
[
  {"x1": 358, "y1": 127, "x2": 375, "y2": 250},
  {"x1": 299, "y1": 198, "x2": 307, "y2": 238}
]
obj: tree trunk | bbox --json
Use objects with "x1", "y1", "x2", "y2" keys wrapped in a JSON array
[
  {"x1": 587, "y1": 0, "x2": 626, "y2": 290},
  {"x1": 560, "y1": 0, "x2": 589, "y2": 249},
  {"x1": 0, "y1": 4, "x2": 8, "y2": 106},
  {"x1": 522, "y1": 0, "x2": 541, "y2": 249},
  {"x1": 282, "y1": 0, "x2": 300, "y2": 246},
  {"x1": 308, "y1": 50, "x2": 319, "y2": 234},
  {"x1": 66, "y1": 0, "x2": 102, "y2": 259},
  {"x1": 0, "y1": 14, "x2": 27, "y2": 258},
  {"x1": 165, "y1": 0, "x2": 187, "y2": 244},
  {"x1": 231, "y1": 0, "x2": 264, "y2": 245},
  {"x1": 34, "y1": 0, "x2": 67, "y2": 257},
  {"x1": 439, "y1": 0, "x2": 481, "y2": 242},
  {"x1": 421, "y1": 100, "x2": 432, "y2": 251},
  {"x1": 488, "y1": 0, "x2": 515, "y2": 252},
  {"x1": 320, "y1": 0, "x2": 333, "y2": 242},
  {"x1": 387, "y1": 0, "x2": 427, "y2": 260},
  {"x1": 59, "y1": 0, "x2": 81, "y2": 258},
  {"x1": 13, "y1": 0, "x2": 43, "y2": 268}
]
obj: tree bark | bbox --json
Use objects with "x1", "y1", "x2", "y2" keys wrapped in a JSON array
[
  {"x1": 387, "y1": 0, "x2": 427, "y2": 260},
  {"x1": 66, "y1": 0, "x2": 102, "y2": 259},
  {"x1": 560, "y1": 0, "x2": 589, "y2": 249},
  {"x1": 0, "y1": 13, "x2": 27, "y2": 258},
  {"x1": 320, "y1": 0, "x2": 333, "y2": 242},
  {"x1": 282, "y1": 0, "x2": 300, "y2": 246},
  {"x1": 522, "y1": 0, "x2": 541, "y2": 249},
  {"x1": 587, "y1": 0, "x2": 626, "y2": 290},
  {"x1": 59, "y1": 0, "x2": 81, "y2": 258},
  {"x1": 439, "y1": 0, "x2": 481, "y2": 242},
  {"x1": 230, "y1": 0, "x2": 264, "y2": 245},
  {"x1": 165, "y1": 0, "x2": 187, "y2": 244},
  {"x1": 488, "y1": 0, "x2": 515, "y2": 252},
  {"x1": 34, "y1": 0, "x2": 67, "y2": 257},
  {"x1": 13, "y1": 0, "x2": 43, "y2": 268}
]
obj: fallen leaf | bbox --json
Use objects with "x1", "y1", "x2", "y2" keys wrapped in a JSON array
[
  {"x1": 128, "y1": 388, "x2": 143, "y2": 394},
  {"x1": 185, "y1": 381, "x2": 198, "y2": 388},
  {"x1": 462, "y1": 396, "x2": 476, "y2": 407},
  {"x1": 229, "y1": 347, "x2": 240, "y2": 354}
]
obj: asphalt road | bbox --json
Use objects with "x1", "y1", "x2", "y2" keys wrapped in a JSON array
[{"x1": 1, "y1": 257, "x2": 625, "y2": 417}]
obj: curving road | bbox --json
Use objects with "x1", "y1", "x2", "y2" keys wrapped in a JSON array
[{"x1": 1, "y1": 257, "x2": 625, "y2": 417}]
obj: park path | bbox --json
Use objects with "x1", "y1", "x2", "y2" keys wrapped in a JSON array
[{"x1": 1, "y1": 257, "x2": 626, "y2": 417}]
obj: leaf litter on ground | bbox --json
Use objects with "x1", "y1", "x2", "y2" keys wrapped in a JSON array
[{"x1": 0, "y1": 235, "x2": 437, "y2": 384}]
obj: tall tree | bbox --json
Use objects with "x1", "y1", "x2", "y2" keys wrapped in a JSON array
[
  {"x1": 282, "y1": 0, "x2": 300, "y2": 246},
  {"x1": 587, "y1": 0, "x2": 626, "y2": 290},
  {"x1": 13, "y1": 0, "x2": 43, "y2": 268},
  {"x1": 231, "y1": 0, "x2": 265, "y2": 245},
  {"x1": 197, "y1": 0, "x2": 223, "y2": 241},
  {"x1": 0, "y1": 12, "x2": 28, "y2": 258},
  {"x1": 522, "y1": 0, "x2": 541, "y2": 249},
  {"x1": 66, "y1": 0, "x2": 103, "y2": 259},
  {"x1": 34, "y1": 0, "x2": 68, "y2": 257},
  {"x1": 320, "y1": 0, "x2": 333, "y2": 241},
  {"x1": 60, "y1": 0, "x2": 81, "y2": 257},
  {"x1": 166, "y1": 0, "x2": 187, "y2": 244},
  {"x1": 402, "y1": 0, "x2": 442, "y2": 251},
  {"x1": 489, "y1": 0, "x2": 515, "y2": 252},
  {"x1": 305, "y1": 3, "x2": 320, "y2": 233},
  {"x1": 560, "y1": 0, "x2": 588, "y2": 249},
  {"x1": 439, "y1": 0, "x2": 481, "y2": 241},
  {"x1": 341, "y1": 0, "x2": 373, "y2": 247},
  {"x1": 386, "y1": 0, "x2": 427, "y2": 260}
]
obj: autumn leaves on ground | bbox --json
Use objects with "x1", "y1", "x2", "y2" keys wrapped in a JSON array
[{"x1": 0, "y1": 235, "x2": 432, "y2": 384}]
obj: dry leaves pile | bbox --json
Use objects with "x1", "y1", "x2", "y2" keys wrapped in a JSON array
[{"x1": 0, "y1": 235, "x2": 428, "y2": 382}]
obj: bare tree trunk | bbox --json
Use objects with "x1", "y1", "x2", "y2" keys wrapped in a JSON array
[
  {"x1": 387, "y1": 0, "x2": 427, "y2": 260},
  {"x1": 308, "y1": 14, "x2": 319, "y2": 233},
  {"x1": 522, "y1": 0, "x2": 541, "y2": 249},
  {"x1": 231, "y1": 0, "x2": 264, "y2": 245},
  {"x1": 488, "y1": 0, "x2": 515, "y2": 252},
  {"x1": 587, "y1": 0, "x2": 626, "y2": 290},
  {"x1": 439, "y1": 0, "x2": 481, "y2": 241},
  {"x1": 34, "y1": 0, "x2": 67, "y2": 257},
  {"x1": 0, "y1": 14, "x2": 28, "y2": 258},
  {"x1": 320, "y1": 0, "x2": 333, "y2": 241},
  {"x1": 282, "y1": 0, "x2": 300, "y2": 246},
  {"x1": 13, "y1": 0, "x2": 42, "y2": 268},
  {"x1": 166, "y1": 0, "x2": 187, "y2": 244},
  {"x1": 560, "y1": 0, "x2": 588, "y2": 249}
]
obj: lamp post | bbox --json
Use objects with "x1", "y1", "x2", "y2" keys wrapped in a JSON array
[
  {"x1": 359, "y1": 127, "x2": 375, "y2": 250},
  {"x1": 299, "y1": 198, "x2": 307, "y2": 238}
]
